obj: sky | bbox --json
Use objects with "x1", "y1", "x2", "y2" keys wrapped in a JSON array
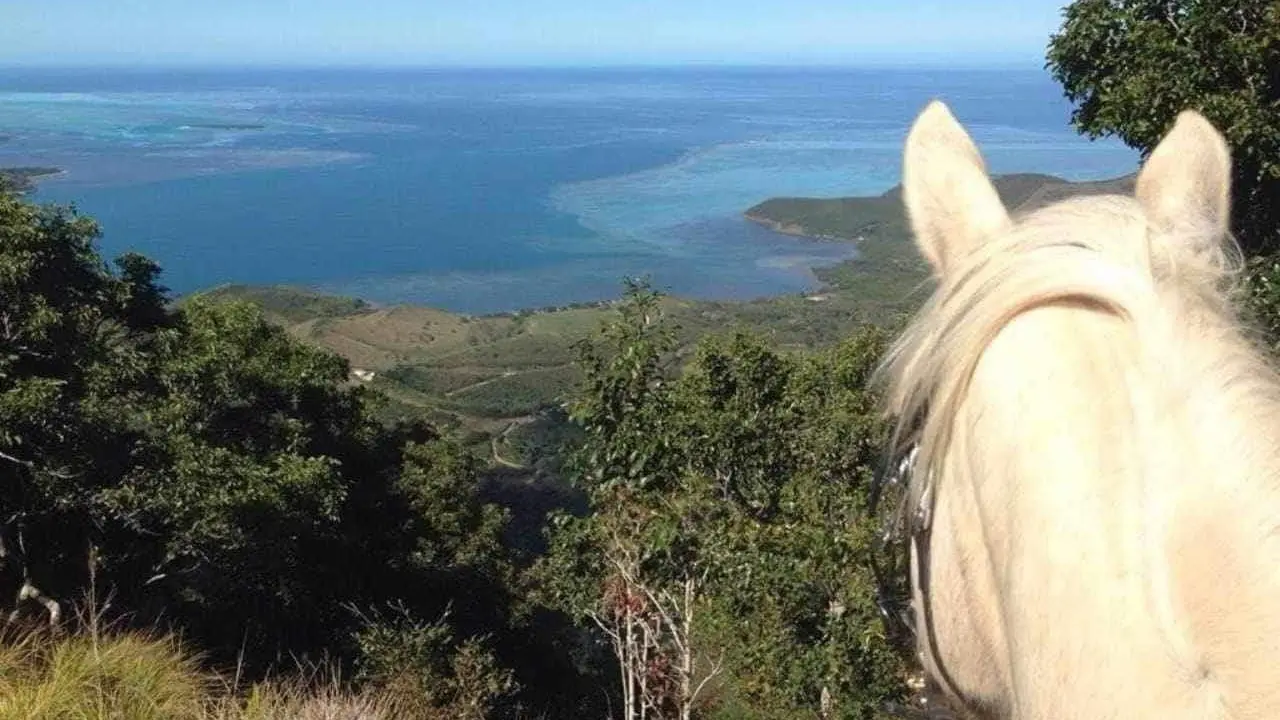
[{"x1": 6, "y1": 0, "x2": 1071, "y2": 68}]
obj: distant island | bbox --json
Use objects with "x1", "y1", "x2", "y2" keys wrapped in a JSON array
[{"x1": 0, "y1": 167, "x2": 63, "y2": 193}]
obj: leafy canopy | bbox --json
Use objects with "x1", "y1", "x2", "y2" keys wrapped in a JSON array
[{"x1": 1046, "y1": 0, "x2": 1280, "y2": 254}]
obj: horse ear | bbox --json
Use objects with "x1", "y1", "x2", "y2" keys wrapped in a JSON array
[
  {"x1": 902, "y1": 100, "x2": 1010, "y2": 278},
  {"x1": 1135, "y1": 110, "x2": 1232, "y2": 243}
]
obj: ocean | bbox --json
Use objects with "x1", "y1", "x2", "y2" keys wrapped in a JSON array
[{"x1": 0, "y1": 67, "x2": 1138, "y2": 313}]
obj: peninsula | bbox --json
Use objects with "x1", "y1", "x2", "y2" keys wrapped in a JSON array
[
  {"x1": 744, "y1": 172, "x2": 1137, "y2": 244},
  {"x1": 0, "y1": 167, "x2": 62, "y2": 193}
]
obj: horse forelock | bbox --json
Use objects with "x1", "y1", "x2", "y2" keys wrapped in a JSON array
[{"x1": 878, "y1": 195, "x2": 1159, "y2": 515}]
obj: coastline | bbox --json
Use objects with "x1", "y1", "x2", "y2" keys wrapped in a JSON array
[{"x1": 742, "y1": 211, "x2": 851, "y2": 242}]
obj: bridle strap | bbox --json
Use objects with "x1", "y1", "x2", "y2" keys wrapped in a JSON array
[{"x1": 868, "y1": 437, "x2": 970, "y2": 717}]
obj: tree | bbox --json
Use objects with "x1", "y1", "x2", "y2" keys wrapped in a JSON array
[
  {"x1": 539, "y1": 280, "x2": 710, "y2": 720},
  {"x1": 1046, "y1": 0, "x2": 1280, "y2": 255},
  {"x1": 672, "y1": 331, "x2": 907, "y2": 719},
  {"x1": 540, "y1": 283, "x2": 907, "y2": 719},
  {"x1": 0, "y1": 189, "x2": 157, "y2": 626}
]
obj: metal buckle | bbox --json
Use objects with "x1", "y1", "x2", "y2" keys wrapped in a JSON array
[{"x1": 868, "y1": 435, "x2": 922, "y2": 650}]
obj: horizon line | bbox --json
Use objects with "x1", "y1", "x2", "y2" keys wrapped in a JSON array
[
  {"x1": 1, "y1": 52, "x2": 1053, "y2": 72},
  {"x1": 1, "y1": 59, "x2": 1052, "y2": 73}
]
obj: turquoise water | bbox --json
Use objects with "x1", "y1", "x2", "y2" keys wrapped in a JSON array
[{"x1": 0, "y1": 67, "x2": 1138, "y2": 313}]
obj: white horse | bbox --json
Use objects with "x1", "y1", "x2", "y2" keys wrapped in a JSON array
[{"x1": 877, "y1": 101, "x2": 1280, "y2": 719}]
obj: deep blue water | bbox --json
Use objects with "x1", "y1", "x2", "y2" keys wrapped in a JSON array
[{"x1": 0, "y1": 67, "x2": 1138, "y2": 313}]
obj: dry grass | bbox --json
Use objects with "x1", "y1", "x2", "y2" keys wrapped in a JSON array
[
  {"x1": 0, "y1": 629, "x2": 209, "y2": 720},
  {"x1": 208, "y1": 677, "x2": 394, "y2": 720},
  {"x1": 0, "y1": 627, "x2": 456, "y2": 720}
]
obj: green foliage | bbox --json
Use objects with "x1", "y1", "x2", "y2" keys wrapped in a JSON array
[
  {"x1": 503, "y1": 406, "x2": 583, "y2": 472},
  {"x1": 441, "y1": 366, "x2": 580, "y2": 419},
  {"x1": 1047, "y1": 0, "x2": 1280, "y2": 254},
  {"x1": 0, "y1": 177, "x2": 924, "y2": 716},
  {"x1": 395, "y1": 439, "x2": 512, "y2": 575},
  {"x1": 1241, "y1": 253, "x2": 1280, "y2": 350},
  {"x1": 0, "y1": 167, "x2": 60, "y2": 194},
  {"x1": 0, "y1": 187, "x2": 606, "y2": 717},
  {"x1": 540, "y1": 282, "x2": 908, "y2": 718},
  {"x1": 193, "y1": 284, "x2": 371, "y2": 324}
]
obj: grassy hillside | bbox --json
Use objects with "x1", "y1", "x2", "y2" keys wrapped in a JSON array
[
  {"x1": 197, "y1": 284, "x2": 371, "y2": 324},
  {"x1": 197, "y1": 282, "x2": 911, "y2": 464}
]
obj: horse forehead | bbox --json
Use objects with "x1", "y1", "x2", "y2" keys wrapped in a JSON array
[{"x1": 1011, "y1": 194, "x2": 1146, "y2": 244}]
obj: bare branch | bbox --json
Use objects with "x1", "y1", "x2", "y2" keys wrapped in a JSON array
[
  {"x1": 587, "y1": 610, "x2": 624, "y2": 646},
  {"x1": 0, "y1": 448, "x2": 75, "y2": 479},
  {"x1": 635, "y1": 576, "x2": 689, "y2": 656},
  {"x1": 9, "y1": 581, "x2": 61, "y2": 628},
  {"x1": 690, "y1": 654, "x2": 726, "y2": 706},
  {"x1": 0, "y1": 449, "x2": 35, "y2": 469}
]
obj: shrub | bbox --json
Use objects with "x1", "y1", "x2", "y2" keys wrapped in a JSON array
[{"x1": 351, "y1": 603, "x2": 518, "y2": 720}]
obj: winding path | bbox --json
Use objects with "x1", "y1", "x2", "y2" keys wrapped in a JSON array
[{"x1": 490, "y1": 418, "x2": 535, "y2": 469}]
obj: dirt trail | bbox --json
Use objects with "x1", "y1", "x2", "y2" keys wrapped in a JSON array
[
  {"x1": 444, "y1": 371, "x2": 518, "y2": 398},
  {"x1": 490, "y1": 418, "x2": 535, "y2": 469}
]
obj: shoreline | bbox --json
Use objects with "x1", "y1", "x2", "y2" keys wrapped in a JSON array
[
  {"x1": 742, "y1": 210, "x2": 853, "y2": 243},
  {"x1": 103, "y1": 171, "x2": 1138, "y2": 320},
  {"x1": 193, "y1": 263, "x2": 849, "y2": 321}
]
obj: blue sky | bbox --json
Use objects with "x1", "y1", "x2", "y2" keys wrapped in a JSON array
[{"x1": 8, "y1": 0, "x2": 1070, "y2": 67}]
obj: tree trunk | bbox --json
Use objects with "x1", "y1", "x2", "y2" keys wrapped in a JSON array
[{"x1": 679, "y1": 577, "x2": 695, "y2": 720}]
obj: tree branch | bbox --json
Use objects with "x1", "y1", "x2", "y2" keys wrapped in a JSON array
[
  {"x1": 10, "y1": 581, "x2": 61, "y2": 627},
  {"x1": 690, "y1": 654, "x2": 726, "y2": 707},
  {"x1": 0, "y1": 449, "x2": 35, "y2": 469},
  {"x1": 0, "y1": 448, "x2": 75, "y2": 479}
]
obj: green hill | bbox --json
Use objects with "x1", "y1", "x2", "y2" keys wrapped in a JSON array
[
  {"x1": 745, "y1": 172, "x2": 1136, "y2": 243},
  {"x1": 745, "y1": 171, "x2": 1137, "y2": 302},
  {"x1": 195, "y1": 283, "x2": 372, "y2": 324},
  {"x1": 197, "y1": 280, "x2": 909, "y2": 458}
]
